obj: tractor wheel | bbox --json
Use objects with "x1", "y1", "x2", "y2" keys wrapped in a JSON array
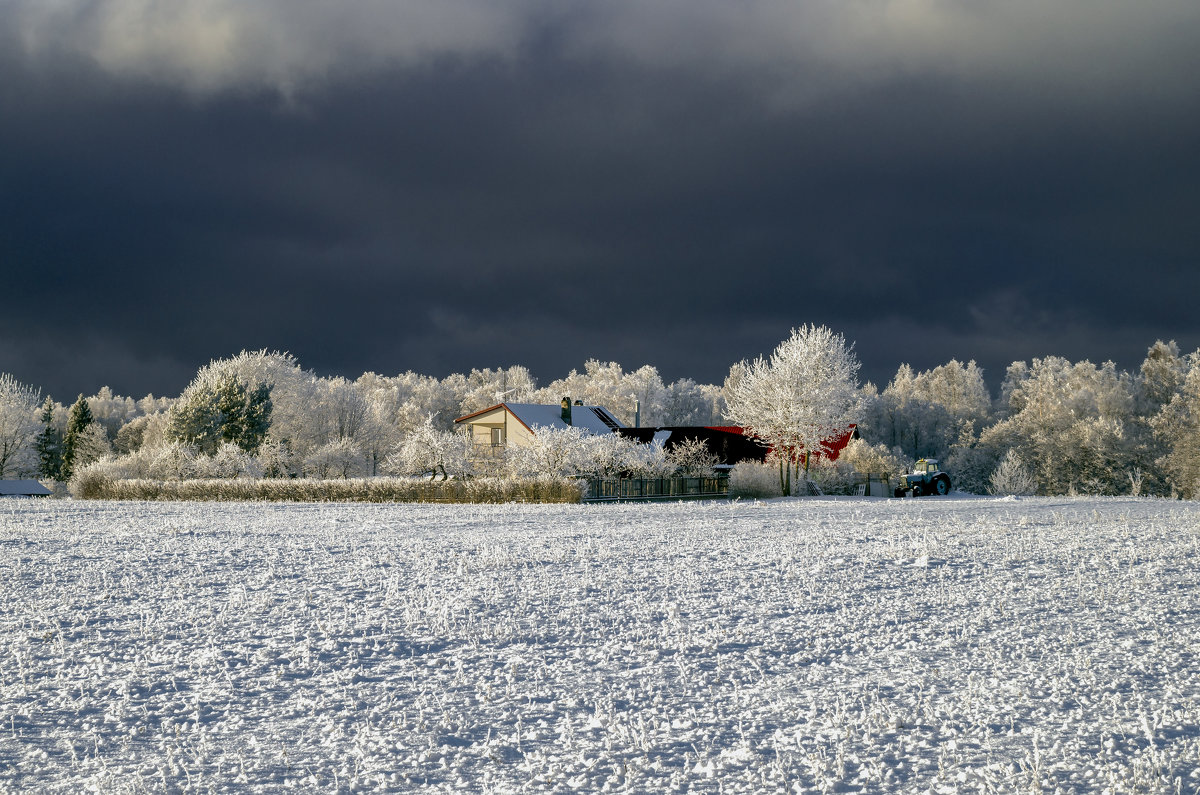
[
  {"x1": 911, "y1": 484, "x2": 924, "y2": 497},
  {"x1": 934, "y1": 476, "x2": 951, "y2": 495},
  {"x1": 894, "y1": 488, "x2": 906, "y2": 499}
]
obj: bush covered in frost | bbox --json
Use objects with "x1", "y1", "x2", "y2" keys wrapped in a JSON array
[
  {"x1": 838, "y1": 438, "x2": 910, "y2": 481},
  {"x1": 67, "y1": 468, "x2": 584, "y2": 503},
  {"x1": 989, "y1": 449, "x2": 1039, "y2": 496},
  {"x1": 944, "y1": 444, "x2": 999, "y2": 495},
  {"x1": 729, "y1": 461, "x2": 783, "y2": 498},
  {"x1": 66, "y1": 463, "x2": 112, "y2": 499}
]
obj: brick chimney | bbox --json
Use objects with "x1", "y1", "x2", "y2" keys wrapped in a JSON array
[{"x1": 561, "y1": 397, "x2": 572, "y2": 425}]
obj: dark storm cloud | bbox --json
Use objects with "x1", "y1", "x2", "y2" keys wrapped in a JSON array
[{"x1": 2, "y1": 0, "x2": 1200, "y2": 400}]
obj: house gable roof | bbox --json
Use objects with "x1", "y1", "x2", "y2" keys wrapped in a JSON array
[{"x1": 454, "y1": 403, "x2": 624, "y2": 435}]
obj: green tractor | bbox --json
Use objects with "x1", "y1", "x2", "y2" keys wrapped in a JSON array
[{"x1": 894, "y1": 458, "x2": 952, "y2": 498}]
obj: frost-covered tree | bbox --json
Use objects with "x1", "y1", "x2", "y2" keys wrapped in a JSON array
[
  {"x1": 1137, "y1": 340, "x2": 1187, "y2": 414},
  {"x1": 989, "y1": 450, "x2": 1038, "y2": 496},
  {"x1": 624, "y1": 365, "x2": 668, "y2": 426},
  {"x1": 313, "y1": 377, "x2": 369, "y2": 444},
  {"x1": 303, "y1": 438, "x2": 367, "y2": 479},
  {"x1": 983, "y1": 356, "x2": 1145, "y2": 495},
  {"x1": 149, "y1": 442, "x2": 200, "y2": 480},
  {"x1": 255, "y1": 437, "x2": 296, "y2": 479},
  {"x1": 85, "y1": 386, "x2": 141, "y2": 439},
  {"x1": 839, "y1": 438, "x2": 910, "y2": 480},
  {"x1": 722, "y1": 360, "x2": 751, "y2": 411},
  {"x1": 166, "y1": 384, "x2": 221, "y2": 453},
  {"x1": 626, "y1": 439, "x2": 675, "y2": 478},
  {"x1": 200, "y1": 442, "x2": 263, "y2": 479},
  {"x1": 577, "y1": 433, "x2": 642, "y2": 478},
  {"x1": 660, "y1": 378, "x2": 723, "y2": 426},
  {"x1": 505, "y1": 425, "x2": 593, "y2": 478},
  {"x1": 861, "y1": 360, "x2": 991, "y2": 461},
  {"x1": 943, "y1": 442, "x2": 1001, "y2": 495},
  {"x1": 1128, "y1": 340, "x2": 1186, "y2": 493},
  {"x1": 171, "y1": 350, "x2": 312, "y2": 453},
  {"x1": 667, "y1": 437, "x2": 719, "y2": 477},
  {"x1": 368, "y1": 371, "x2": 465, "y2": 434},
  {"x1": 239, "y1": 353, "x2": 315, "y2": 449},
  {"x1": 571, "y1": 433, "x2": 698, "y2": 478},
  {"x1": 724, "y1": 326, "x2": 860, "y2": 495},
  {"x1": 137, "y1": 394, "x2": 174, "y2": 416},
  {"x1": 698, "y1": 383, "x2": 728, "y2": 426},
  {"x1": 459, "y1": 366, "x2": 539, "y2": 415},
  {"x1": 1151, "y1": 350, "x2": 1200, "y2": 498},
  {"x1": 114, "y1": 413, "x2": 155, "y2": 454},
  {"x1": 355, "y1": 385, "x2": 403, "y2": 476},
  {"x1": 0, "y1": 373, "x2": 41, "y2": 478},
  {"x1": 308, "y1": 375, "x2": 413, "y2": 477},
  {"x1": 533, "y1": 360, "x2": 665, "y2": 426},
  {"x1": 387, "y1": 417, "x2": 473, "y2": 480},
  {"x1": 132, "y1": 412, "x2": 172, "y2": 453},
  {"x1": 535, "y1": 361, "x2": 626, "y2": 420}
]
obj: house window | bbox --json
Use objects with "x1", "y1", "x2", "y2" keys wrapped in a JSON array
[{"x1": 490, "y1": 428, "x2": 503, "y2": 447}]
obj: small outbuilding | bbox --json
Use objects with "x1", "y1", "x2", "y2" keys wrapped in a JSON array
[{"x1": 0, "y1": 480, "x2": 53, "y2": 497}]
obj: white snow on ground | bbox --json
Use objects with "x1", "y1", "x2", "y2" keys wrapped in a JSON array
[{"x1": 1, "y1": 496, "x2": 1199, "y2": 793}]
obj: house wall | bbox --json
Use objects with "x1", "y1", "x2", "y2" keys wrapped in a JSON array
[{"x1": 457, "y1": 407, "x2": 537, "y2": 451}]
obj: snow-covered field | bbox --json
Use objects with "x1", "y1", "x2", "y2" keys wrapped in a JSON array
[{"x1": 2, "y1": 496, "x2": 1199, "y2": 793}]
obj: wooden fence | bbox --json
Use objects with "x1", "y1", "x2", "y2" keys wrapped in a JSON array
[{"x1": 583, "y1": 475, "x2": 729, "y2": 502}]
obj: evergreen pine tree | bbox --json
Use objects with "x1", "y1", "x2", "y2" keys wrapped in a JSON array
[
  {"x1": 215, "y1": 374, "x2": 247, "y2": 450},
  {"x1": 167, "y1": 384, "x2": 221, "y2": 454},
  {"x1": 34, "y1": 398, "x2": 62, "y2": 480},
  {"x1": 214, "y1": 374, "x2": 273, "y2": 453},
  {"x1": 240, "y1": 381, "x2": 273, "y2": 453},
  {"x1": 167, "y1": 374, "x2": 273, "y2": 455},
  {"x1": 61, "y1": 394, "x2": 94, "y2": 480}
]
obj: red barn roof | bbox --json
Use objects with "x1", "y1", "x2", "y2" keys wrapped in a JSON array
[{"x1": 705, "y1": 425, "x2": 858, "y2": 462}]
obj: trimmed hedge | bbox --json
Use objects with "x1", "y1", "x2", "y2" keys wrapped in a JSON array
[{"x1": 69, "y1": 471, "x2": 585, "y2": 504}]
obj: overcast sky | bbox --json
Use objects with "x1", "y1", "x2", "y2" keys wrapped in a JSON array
[{"x1": 3, "y1": 0, "x2": 1199, "y2": 402}]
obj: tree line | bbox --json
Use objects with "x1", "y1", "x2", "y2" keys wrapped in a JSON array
[{"x1": 2, "y1": 336, "x2": 1199, "y2": 498}]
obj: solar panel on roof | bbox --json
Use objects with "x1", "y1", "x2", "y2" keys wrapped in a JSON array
[{"x1": 590, "y1": 407, "x2": 621, "y2": 430}]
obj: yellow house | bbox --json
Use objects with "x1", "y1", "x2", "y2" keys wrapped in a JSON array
[{"x1": 454, "y1": 397, "x2": 624, "y2": 456}]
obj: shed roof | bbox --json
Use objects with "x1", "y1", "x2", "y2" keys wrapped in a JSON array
[{"x1": 0, "y1": 479, "x2": 53, "y2": 497}]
